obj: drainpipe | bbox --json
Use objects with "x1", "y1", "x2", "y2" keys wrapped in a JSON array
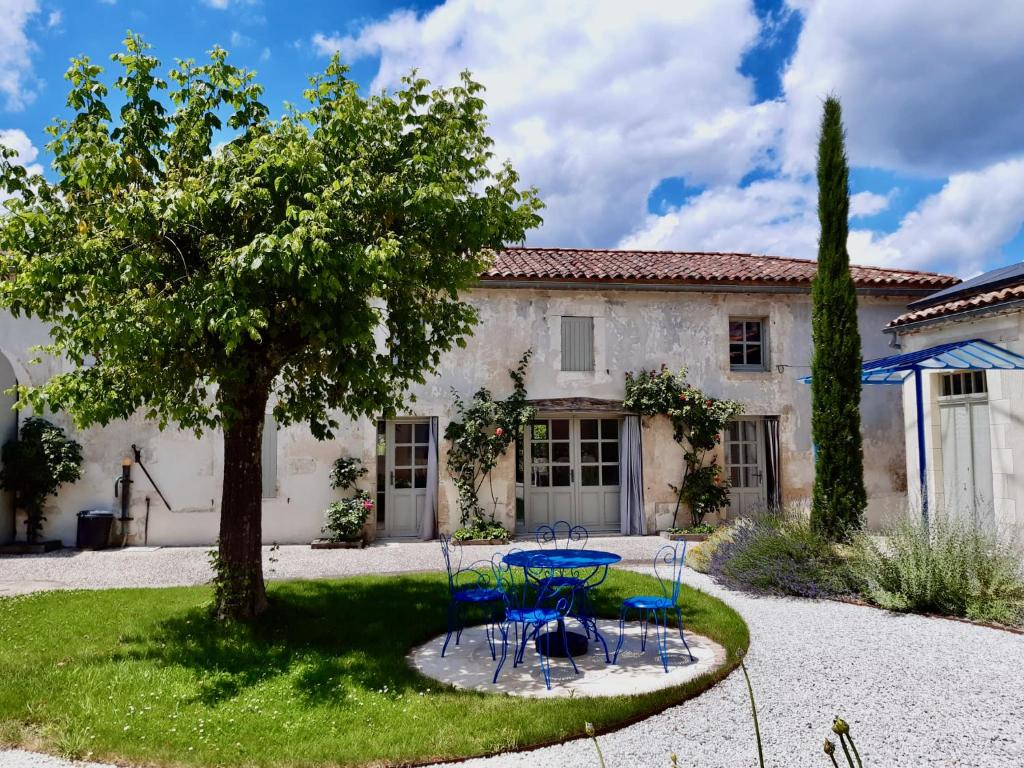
[{"x1": 114, "y1": 458, "x2": 133, "y2": 545}]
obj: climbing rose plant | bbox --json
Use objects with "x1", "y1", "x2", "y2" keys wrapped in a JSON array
[
  {"x1": 445, "y1": 351, "x2": 535, "y2": 535},
  {"x1": 624, "y1": 366, "x2": 742, "y2": 528}
]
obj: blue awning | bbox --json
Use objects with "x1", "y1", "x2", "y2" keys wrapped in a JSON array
[{"x1": 800, "y1": 338, "x2": 1024, "y2": 385}]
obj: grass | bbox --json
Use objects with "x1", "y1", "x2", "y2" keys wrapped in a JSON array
[{"x1": 0, "y1": 571, "x2": 748, "y2": 767}]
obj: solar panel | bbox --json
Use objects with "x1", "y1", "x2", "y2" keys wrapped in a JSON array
[{"x1": 907, "y1": 261, "x2": 1024, "y2": 310}]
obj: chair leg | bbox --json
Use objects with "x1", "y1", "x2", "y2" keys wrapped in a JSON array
[
  {"x1": 536, "y1": 622, "x2": 552, "y2": 690},
  {"x1": 492, "y1": 621, "x2": 510, "y2": 684},
  {"x1": 442, "y1": 601, "x2": 458, "y2": 657},
  {"x1": 612, "y1": 604, "x2": 628, "y2": 664},
  {"x1": 454, "y1": 601, "x2": 464, "y2": 646},
  {"x1": 515, "y1": 621, "x2": 531, "y2": 667},
  {"x1": 485, "y1": 604, "x2": 498, "y2": 661},
  {"x1": 656, "y1": 608, "x2": 670, "y2": 673},
  {"x1": 592, "y1": 619, "x2": 611, "y2": 663},
  {"x1": 562, "y1": 620, "x2": 579, "y2": 675},
  {"x1": 640, "y1": 610, "x2": 649, "y2": 652},
  {"x1": 676, "y1": 606, "x2": 696, "y2": 662}
]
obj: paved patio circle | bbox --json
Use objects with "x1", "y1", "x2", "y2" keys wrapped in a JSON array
[{"x1": 409, "y1": 618, "x2": 727, "y2": 698}]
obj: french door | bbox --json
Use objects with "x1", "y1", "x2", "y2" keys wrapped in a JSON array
[
  {"x1": 380, "y1": 420, "x2": 430, "y2": 537},
  {"x1": 939, "y1": 372, "x2": 993, "y2": 529},
  {"x1": 724, "y1": 417, "x2": 767, "y2": 517},
  {"x1": 524, "y1": 417, "x2": 621, "y2": 532}
]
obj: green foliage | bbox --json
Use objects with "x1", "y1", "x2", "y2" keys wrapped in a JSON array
[
  {"x1": 709, "y1": 512, "x2": 856, "y2": 598},
  {"x1": 445, "y1": 350, "x2": 535, "y2": 527},
  {"x1": 684, "y1": 524, "x2": 735, "y2": 574},
  {"x1": 624, "y1": 366, "x2": 742, "y2": 527},
  {"x1": 0, "y1": 34, "x2": 541, "y2": 617},
  {"x1": 0, "y1": 572, "x2": 748, "y2": 766},
  {"x1": 322, "y1": 494, "x2": 374, "y2": 541},
  {"x1": 451, "y1": 518, "x2": 511, "y2": 542},
  {"x1": 810, "y1": 96, "x2": 866, "y2": 541},
  {"x1": 851, "y1": 515, "x2": 1024, "y2": 626},
  {"x1": 328, "y1": 456, "x2": 366, "y2": 491},
  {"x1": 0, "y1": 417, "x2": 83, "y2": 543}
]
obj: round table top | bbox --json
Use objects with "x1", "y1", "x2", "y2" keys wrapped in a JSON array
[{"x1": 503, "y1": 548, "x2": 622, "y2": 569}]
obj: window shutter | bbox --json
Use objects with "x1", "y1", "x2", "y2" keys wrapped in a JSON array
[
  {"x1": 561, "y1": 316, "x2": 594, "y2": 372},
  {"x1": 261, "y1": 413, "x2": 277, "y2": 498}
]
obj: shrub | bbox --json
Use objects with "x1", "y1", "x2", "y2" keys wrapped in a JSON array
[
  {"x1": 451, "y1": 518, "x2": 511, "y2": 542},
  {"x1": 685, "y1": 524, "x2": 735, "y2": 573},
  {"x1": 0, "y1": 417, "x2": 83, "y2": 543},
  {"x1": 329, "y1": 456, "x2": 366, "y2": 491},
  {"x1": 709, "y1": 512, "x2": 855, "y2": 598},
  {"x1": 851, "y1": 515, "x2": 1024, "y2": 626},
  {"x1": 322, "y1": 495, "x2": 374, "y2": 541}
]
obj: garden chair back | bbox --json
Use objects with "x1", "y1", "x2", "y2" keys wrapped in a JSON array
[
  {"x1": 653, "y1": 542, "x2": 687, "y2": 606},
  {"x1": 439, "y1": 534, "x2": 502, "y2": 658},
  {"x1": 534, "y1": 520, "x2": 588, "y2": 549}
]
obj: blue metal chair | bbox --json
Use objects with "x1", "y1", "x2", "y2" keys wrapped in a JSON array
[
  {"x1": 532, "y1": 522, "x2": 601, "y2": 650},
  {"x1": 613, "y1": 543, "x2": 696, "y2": 672},
  {"x1": 492, "y1": 550, "x2": 578, "y2": 690},
  {"x1": 535, "y1": 520, "x2": 588, "y2": 549},
  {"x1": 439, "y1": 534, "x2": 502, "y2": 658}
]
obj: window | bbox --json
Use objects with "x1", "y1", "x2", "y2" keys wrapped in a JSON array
[
  {"x1": 579, "y1": 418, "x2": 620, "y2": 487},
  {"x1": 561, "y1": 316, "x2": 594, "y2": 371},
  {"x1": 261, "y1": 413, "x2": 277, "y2": 498},
  {"x1": 939, "y1": 371, "x2": 987, "y2": 399},
  {"x1": 375, "y1": 420, "x2": 386, "y2": 524},
  {"x1": 729, "y1": 318, "x2": 767, "y2": 371}
]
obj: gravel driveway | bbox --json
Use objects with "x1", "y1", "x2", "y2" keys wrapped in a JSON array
[{"x1": 1, "y1": 542, "x2": 1022, "y2": 768}]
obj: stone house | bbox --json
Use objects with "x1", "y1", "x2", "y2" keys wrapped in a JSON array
[{"x1": 0, "y1": 247, "x2": 956, "y2": 546}]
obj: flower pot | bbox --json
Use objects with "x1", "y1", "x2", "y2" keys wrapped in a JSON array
[
  {"x1": 310, "y1": 537, "x2": 366, "y2": 550},
  {"x1": 659, "y1": 531, "x2": 710, "y2": 543}
]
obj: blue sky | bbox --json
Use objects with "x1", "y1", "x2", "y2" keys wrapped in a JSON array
[{"x1": 3, "y1": 0, "x2": 1024, "y2": 278}]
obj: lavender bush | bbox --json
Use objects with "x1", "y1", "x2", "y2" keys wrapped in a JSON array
[{"x1": 709, "y1": 512, "x2": 855, "y2": 599}]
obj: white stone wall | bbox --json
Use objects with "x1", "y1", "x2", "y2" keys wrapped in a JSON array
[
  {"x1": 0, "y1": 286, "x2": 915, "y2": 545},
  {"x1": 895, "y1": 310, "x2": 1024, "y2": 546}
]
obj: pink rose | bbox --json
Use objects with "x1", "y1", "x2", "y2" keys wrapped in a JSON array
[
  {"x1": 495, "y1": 427, "x2": 504, "y2": 436},
  {"x1": 362, "y1": 499, "x2": 374, "y2": 510}
]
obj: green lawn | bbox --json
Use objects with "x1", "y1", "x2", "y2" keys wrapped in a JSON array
[{"x1": 0, "y1": 571, "x2": 748, "y2": 767}]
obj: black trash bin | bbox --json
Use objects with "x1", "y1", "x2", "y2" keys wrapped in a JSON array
[{"x1": 76, "y1": 510, "x2": 114, "y2": 550}]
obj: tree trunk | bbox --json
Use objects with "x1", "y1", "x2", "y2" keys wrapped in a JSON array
[{"x1": 214, "y1": 394, "x2": 270, "y2": 621}]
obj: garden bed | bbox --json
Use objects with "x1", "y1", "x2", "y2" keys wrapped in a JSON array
[
  {"x1": 310, "y1": 538, "x2": 365, "y2": 550},
  {"x1": 0, "y1": 571, "x2": 748, "y2": 767}
]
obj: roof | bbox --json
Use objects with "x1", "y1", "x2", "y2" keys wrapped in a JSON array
[
  {"x1": 889, "y1": 261, "x2": 1024, "y2": 329},
  {"x1": 481, "y1": 247, "x2": 958, "y2": 292},
  {"x1": 800, "y1": 339, "x2": 1024, "y2": 385},
  {"x1": 907, "y1": 261, "x2": 1024, "y2": 310}
]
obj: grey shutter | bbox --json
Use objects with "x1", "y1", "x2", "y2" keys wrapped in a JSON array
[
  {"x1": 561, "y1": 316, "x2": 594, "y2": 371},
  {"x1": 261, "y1": 413, "x2": 277, "y2": 498}
]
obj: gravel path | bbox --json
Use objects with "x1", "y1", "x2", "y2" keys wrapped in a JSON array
[{"x1": 2, "y1": 543, "x2": 1023, "y2": 767}]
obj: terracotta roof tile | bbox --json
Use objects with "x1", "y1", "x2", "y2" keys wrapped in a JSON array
[
  {"x1": 888, "y1": 284, "x2": 1024, "y2": 328},
  {"x1": 482, "y1": 247, "x2": 957, "y2": 291}
]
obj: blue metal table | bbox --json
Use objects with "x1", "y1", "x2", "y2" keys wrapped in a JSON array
[{"x1": 502, "y1": 548, "x2": 621, "y2": 658}]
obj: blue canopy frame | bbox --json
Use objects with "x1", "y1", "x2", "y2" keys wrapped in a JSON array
[{"x1": 803, "y1": 339, "x2": 1024, "y2": 519}]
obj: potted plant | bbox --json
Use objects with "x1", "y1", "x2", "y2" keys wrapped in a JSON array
[
  {"x1": 0, "y1": 417, "x2": 83, "y2": 553},
  {"x1": 312, "y1": 456, "x2": 372, "y2": 549},
  {"x1": 445, "y1": 351, "x2": 534, "y2": 544}
]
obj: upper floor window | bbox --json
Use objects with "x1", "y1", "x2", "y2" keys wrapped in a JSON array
[
  {"x1": 729, "y1": 318, "x2": 768, "y2": 371},
  {"x1": 561, "y1": 316, "x2": 594, "y2": 372},
  {"x1": 939, "y1": 370, "x2": 987, "y2": 399}
]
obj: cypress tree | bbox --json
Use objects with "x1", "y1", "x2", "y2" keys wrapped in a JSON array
[{"x1": 810, "y1": 96, "x2": 867, "y2": 540}]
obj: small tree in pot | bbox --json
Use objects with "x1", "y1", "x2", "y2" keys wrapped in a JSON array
[
  {"x1": 0, "y1": 417, "x2": 83, "y2": 543},
  {"x1": 321, "y1": 457, "x2": 372, "y2": 543}
]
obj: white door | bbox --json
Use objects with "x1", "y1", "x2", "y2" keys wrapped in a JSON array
[
  {"x1": 939, "y1": 372, "x2": 993, "y2": 529},
  {"x1": 384, "y1": 420, "x2": 430, "y2": 537},
  {"x1": 525, "y1": 417, "x2": 620, "y2": 532},
  {"x1": 724, "y1": 418, "x2": 767, "y2": 518}
]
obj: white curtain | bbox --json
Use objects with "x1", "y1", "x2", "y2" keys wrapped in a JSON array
[
  {"x1": 419, "y1": 417, "x2": 439, "y2": 540},
  {"x1": 765, "y1": 416, "x2": 781, "y2": 509},
  {"x1": 619, "y1": 415, "x2": 646, "y2": 535}
]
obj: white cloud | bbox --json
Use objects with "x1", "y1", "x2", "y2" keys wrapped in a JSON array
[
  {"x1": 0, "y1": 0, "x2": 40, "y2": 111},
  {"x1": 782, "y1": 0, "x2": 1024, "y2": 176},
  {"x1": 46, "y1": 9, "x2": 60, "y2": 28},
  {"x1": 202, "y1": 0, "x2": 257, "y2": 9},
  {"x1": 229, "y1": 30, "x2": 250, "y2": 47},
  {"x1": 259, "y1": 46, "x2": 270, "y2": 62},
  {"x1": 619, "y1": 177, "x2": 818, "y2": 258},
  {"x1": 849, "y1": 157, "x2": 1024, "y2": 276},
  {"x1": 850, "y1": 190, "x2": 892, "y2": 219},
  {"x1": 312, "y1": 0, "x2": 785, "y2": 248}
]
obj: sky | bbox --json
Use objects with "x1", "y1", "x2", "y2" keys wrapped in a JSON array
[{"x1": 2, "y1": 0, "x2": 1024, "y2": 278}]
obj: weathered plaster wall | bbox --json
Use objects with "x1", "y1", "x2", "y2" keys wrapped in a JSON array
[
  {"x1": 1, "y1": 286, "x2": 913, "y2": 545},
  {"x1": 896, "y1": 310, "x2": 1024, "y2": 547}
]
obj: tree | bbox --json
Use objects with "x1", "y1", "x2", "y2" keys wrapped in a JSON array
[
  {"x1": 0, "y1": 36, "x2": 542, "y2": 619},
  {"x1": 810, "y1": 96, "x2": 866, "y2": 540},
  {"x1": 0, "y1": 417, "x2": 83, "y2": 543}
]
